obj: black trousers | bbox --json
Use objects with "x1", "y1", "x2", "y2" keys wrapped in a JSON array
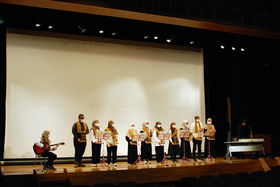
[
  {"x1": 192, "y1": 138, "x2": 202, "y2": 160},
  {"x1": 73, "y1": 138, "x2": 86, "y2": 162},
  {"x1": 155, "y1": 146, "x2": 164, "y2": 163},
  {"x1": 107, "y1": 146, "x2": 117, "y2": 164},
  {"x1": 91, "y1": 143, "x2": 101, "y2": 164},
  {"x1": 41, "y1": 151, "x2": 57, "y2": 167}
]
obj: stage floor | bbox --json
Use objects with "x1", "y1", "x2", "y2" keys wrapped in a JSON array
[
  {"x1": 1, "y1": 157, "x2": 280, "y2": 186},
  {"x1": 2, "y1": 157, "x2": 279, "y2": 175}
]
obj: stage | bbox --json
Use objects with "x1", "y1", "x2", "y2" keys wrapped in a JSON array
[{"x1": 1, "y1": 157, "x2": 280, "y2": 187}]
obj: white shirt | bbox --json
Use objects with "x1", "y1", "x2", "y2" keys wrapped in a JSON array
[
  {"x1": 34, "y1": 139, "x2": 57, "y2": 151},
  {"x1": 190, "y1": 122, "x2": 203, "y2": 139},
  {"x1": 153, "y1": 129, "x2": 164, "y2": 146},
  {"x1": 90, "y1": 128, "x2": 102, "y2": 143}
]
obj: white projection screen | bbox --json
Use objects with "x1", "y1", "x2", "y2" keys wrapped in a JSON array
[{"x1": 5, "y1": 29, "x2": 205, "y2": 159}]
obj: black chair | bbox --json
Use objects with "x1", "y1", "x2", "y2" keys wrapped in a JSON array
[
  {"x1": 225, "y1": 178, "x2": 244, "y2": 187},
  {"x1": 250, "y1": 171, "x2": 265, "y2": 179},
  {"x1": 180, "y1": 177, "x2": 197, "y2": 187},
  {"x1": 259, "y1": 180, "x2": 279, "y2": 187},
  {"x1": 198, "y1": 175, "x2": 215, "y2": 187},
  {"x1": 234, "y1": 172, "x2": 249, "y2": 183},
  {"x1": 217, "y1": 173, "x2": 233, "y2": 186},
  {"x1": 94, "y1": 183, "x2": 115, "y2": 187},
  {"x1": 245, "y1": 176, "x2": 261, "y2": 183},
  {"x1": 206, "y1": 179, "x2": 223, "y2": 187},
  {"x1": 263, "y1": 169, "x2": 280, "y2": 181},
  {"x1": 238, "y1": 182, "x2": 258, "y2": 187},
  {"x1": 117, "y1": 181, "x2": 137, "y2": 187}
]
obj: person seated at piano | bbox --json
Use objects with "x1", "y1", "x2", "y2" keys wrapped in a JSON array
[
  {"x1": 34, "y1": 130, "x2": 59, "y2": 170},
  {"x1": 153, "y1": 121, "x2": 165, "y2": 163},
  {"x1": 237, "y1": 119, "x2": 250, "y2": 139},
  {"x1": 236, "y1": 119, "x2": 250, "y2": 159}
]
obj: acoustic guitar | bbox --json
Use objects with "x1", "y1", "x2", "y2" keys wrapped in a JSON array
[{"x1": 33, "y1": 142, "x2": 65, "y2": 155}]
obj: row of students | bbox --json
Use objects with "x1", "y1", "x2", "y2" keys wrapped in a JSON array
[{"x1": 89, "y1": 116, "x2": 216, "y2": 166}]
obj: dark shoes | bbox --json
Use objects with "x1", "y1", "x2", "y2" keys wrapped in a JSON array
[{"x1": 74, "y1": 161, "x2": 86, "y2": 168}]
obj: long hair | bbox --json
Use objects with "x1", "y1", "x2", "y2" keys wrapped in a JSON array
[
  {"x1": 107, "y1": 120, "x2": 118, "y2": 135},
  {"x1": 91, "y1": 120, "x2": 100, "y2": 130}
]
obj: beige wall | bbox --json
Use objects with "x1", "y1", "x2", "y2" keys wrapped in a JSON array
[{"x1": 5, "y1": 30, "x2": 205, "y2": 158}]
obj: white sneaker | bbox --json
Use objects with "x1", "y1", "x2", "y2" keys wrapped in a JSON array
[
  {"x1": 90, "y1": 164, "x2": 96, "y2": 167},
  {"x1": 113, "y1": 163, "x2": 117, "y2": 166},
  {"x1": 144, "y1": 161, "x2": 147, "y2": 164}
]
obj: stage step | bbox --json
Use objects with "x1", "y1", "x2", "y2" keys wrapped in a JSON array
[{"x1": 33, "y1": 168, "x2": 71, "y2": 187}]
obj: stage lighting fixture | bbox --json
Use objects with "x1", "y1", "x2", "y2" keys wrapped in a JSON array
[
  {"x1": 166, "y1": 35, "x2": 175, "y2": 43},
  {"x1": 35, "y1": 16, "x2": 42, "y2": 27},
  {"x1": 231, "y1": 46, "x2": 236, "y2": 50},
  {"x1": 99, "y1": 29, "x2": 104, "y2": 34},
  {"x1": 154, "y1": 35, "x2": 159, "y2": 40},
  {"x1": 77, "y1": 21, "x2": 87, "y2": 33},
  {"x1": 220, "y1": 45, "x2": 225, "y2": 49},
  {"x1": 143, "y1": 33, "x2": 150, "y2": 39},
  {"x1": 48, "y1": 19, "x2": 54, "y2": 29},
  {"x1": 241, "y1": 47, "x2": 245, "y2": 52},
  {"x1": 111, "y1": 27, "x2": 118, "y2": 36},
  {"x1": 0, "y1": 16, "x2": 4, "y2": 25}
]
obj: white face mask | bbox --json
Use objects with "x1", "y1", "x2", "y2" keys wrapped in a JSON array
[
  {"x1": 81, "y1": 119, "x2": 85, "y2": 123},
  {"x1": 95, "y1": 123, "x2": 99, "y2": 126},
  {"x1": 48, "y1": 134, "x2": 50, "y2": 137},
  {"x1": 146, "y1": 125, "x2": 150, "y2": 128},
  {"x1": 207, "y1": 122, "x2": 211, "y2": 124},
  {"x1": 172, "y1": 125, "x2": 176, "y2": 128},
  {"x1": 112, "y1": 124, "x2": 115, "y2": 127},
  {"x1": 196, "y1": 119, "x2": 200, "y2": 122},
  {"x1": 157, "y1": 125, "x2": 161, "y2": 128},
  {"x1": 131, "y1": 127, "x2": 135, "y2": 129}
]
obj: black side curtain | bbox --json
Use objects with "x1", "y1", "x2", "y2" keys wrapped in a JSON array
[{"x1": 0, "y1": 26, "x2": 6, "y2": 160}]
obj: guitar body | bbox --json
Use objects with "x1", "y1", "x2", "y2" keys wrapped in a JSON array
[{"x1": 33, "y1": 142, "x2": 65, "y2": 155}]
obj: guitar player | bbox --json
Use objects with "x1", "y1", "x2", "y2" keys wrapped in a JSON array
[{"x1": 34, "y1": 130, "x2": 59, "y2": 170}]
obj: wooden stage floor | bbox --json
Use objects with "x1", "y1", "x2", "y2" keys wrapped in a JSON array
[{"x1": 1, "y1": 157, "x2": 280, "y2": 186}]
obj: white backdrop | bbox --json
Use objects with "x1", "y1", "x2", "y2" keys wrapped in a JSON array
[{"x1": 5, "y1": 31, "x2": 205, "y2": 159}]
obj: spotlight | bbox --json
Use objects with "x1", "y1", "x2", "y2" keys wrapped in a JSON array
[
  {"x1": 99, "y1": 29, "x2": 104, "y2": 34},
  {"x1": 153, "y1": 30, "x2": 159, "y2": 40},
  {"x1": 35, "y1": 16, "x2": 42, "y2": 27},
  {"x1": 77, "y1": 21, "x2": 87, "y2": 33},
  {"x1": 220, "y1": 45, "x2": 225, "y2": 49},
  {"x1": 111, "y1": 27, "x2": 118, "y2": 36},
  {"x1": 0, "y1": 16, "x2": 4, "y2": 25},
  {"x1": 231, "y1": 46, "x2": 236, "y2": 51},
  {"x1": 48, "y1": 19, "x2": 54, "y2": 30},
  {"x1": 189, "y1": 36, "x2": 195, "y2": 45},
  {"x1": 166, "y1": 35, "x2": 175, "y2": 43},
  {"x1": 241, "y1": 47, "x2": 245, "y2": 52},
  {"x1": 98, "y1": 24, "x2": 105, "y2": 34}
]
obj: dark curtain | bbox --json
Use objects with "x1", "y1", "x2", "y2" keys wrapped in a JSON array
[{"x1": 0, "y1": 26, "x2": 6, "y2": 160}]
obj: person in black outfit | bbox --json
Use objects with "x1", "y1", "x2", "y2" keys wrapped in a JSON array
[
  {"x1": 125, "y1": 123, "x2": 138, "y2": 165},
  {"x1": 236, "y1": 119, "x2": 251, "y2": 158},
  {"x1": 179, "y1": 120, "x2": 192, "y2": 159},
  {"x1": 237, "y1": 119, "x2": 250, "y2": 139},
  {"x1": 72, "y1": 114, "x2": 89, "y2": 168},
  {"x1": 34, "y1": 130, "x2": 59, "y2": 170}
]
